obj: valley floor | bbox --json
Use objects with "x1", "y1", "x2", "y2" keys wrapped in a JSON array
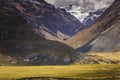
[{"x1": 0, "y1": 65, "x2": 120, "y2": 80}]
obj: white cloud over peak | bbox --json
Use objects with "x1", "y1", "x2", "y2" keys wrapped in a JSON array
[
  {"x1": 46, "y1": 0, "x2": 115, "y2": 23},
  {"x1": 46, "y1": 0, "x2": 114, "y2": 10}
]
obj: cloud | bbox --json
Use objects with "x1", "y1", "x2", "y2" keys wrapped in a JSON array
[
  {"x1": 54, "y1": 0, "x2": 80, "y2": 7},
  {"x1": 46, "y1": 0, "x2": 114, "y2": 11}
]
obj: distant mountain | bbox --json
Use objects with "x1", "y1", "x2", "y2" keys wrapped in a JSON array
[
  {"x1": 0, "y1": 0, "x2": 83, "y2": 41},
  {"x1": 82, "y1": 8, "x2": 106, "y2": 26},
  {"x1": 64, "y1": 5, "x2": 106, "y2": 27},
  {"x1": 64, "y1": 5, "x2": 90, "y2": 23},
  {"x1": 65, "y1": 0, "x2": 120, "y2": 52},
  {"x1": 0, "y1": 0, "x2": 77, "y2": 65}
]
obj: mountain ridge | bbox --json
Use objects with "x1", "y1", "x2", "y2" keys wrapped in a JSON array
[
  {"x1": 0, "y1": 3, "x2": 77, "y2": 65},
  {"x1": 0, "y1": 0, "x2": 83, "y2": 41},
  {"x1": 65, "y1": 0, "x2": 120, "y2": 52}
]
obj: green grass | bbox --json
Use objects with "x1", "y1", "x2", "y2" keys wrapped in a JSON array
[{"x1": 0, "y1": 65, "x2": 120, "y2": 80}]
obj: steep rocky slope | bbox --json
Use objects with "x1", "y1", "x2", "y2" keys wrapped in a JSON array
[
  {"x1": 65, "y1": 0, "x2": 120, "y2": 52},
  {"x1": 0, "y1": 10, "x2": 76, "y2": 65},
  {"x1": 0, "y1": 0, "x2": 83, "y2": 41},
  {"x1": 87, "y1": 19, "x2": 120, "y2": 52}
]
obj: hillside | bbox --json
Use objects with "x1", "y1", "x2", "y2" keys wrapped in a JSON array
[
  {"x1": 76, "y1": 52, "x2": 120, "y2": 65},
  {"x1": 65, "y1": 0, "x2": 120, "y2": 52},
  {"x1": 0, "y1": 10, "x2": 77, "y2": 66},
  {"x1": 0, "y1": 0, "x2": 83, "y2": 41}
]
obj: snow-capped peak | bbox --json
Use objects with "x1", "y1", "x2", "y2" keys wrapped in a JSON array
[
  {"x1": 64, "y1": 5, "x2": 89, "y2": 22},
  {"x1": 63, "y1": 5, "x2": 106, "y2": 26}
]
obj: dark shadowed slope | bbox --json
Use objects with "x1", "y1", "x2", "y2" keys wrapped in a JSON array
[
  {"x1": 0, "y1": 10, "x2": 76, "y2": 65},
  {"x1": 0, "y1": 0, "x2": 83, "y2": 41}
]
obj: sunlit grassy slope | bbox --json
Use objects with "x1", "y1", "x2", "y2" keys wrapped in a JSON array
[
  {"x1": 0, "y1": 65, "x2": 120, "y2": 80},
  {"x1": 89, "y1": 52, "x2": 120, "y2": 61}
]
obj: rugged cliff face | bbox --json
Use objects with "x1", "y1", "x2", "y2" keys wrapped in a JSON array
[
  {"x1": 0, "y1": 5, "x2": 77, "y2": 65},
  {"x1": 0, "y1": 0, "x2": 83, "y2": 41},
  {"x1": 65, "y1": 0, "x2": 120, "y2": 52}
]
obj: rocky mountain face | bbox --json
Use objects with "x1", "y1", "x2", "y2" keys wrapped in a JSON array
[
  {"x1": 65, "y1": 0, "x2": 120, "y2": 52},
  {"x1": 0, "y1": 0, "x2": 83, "y2": 41},
  {"x1": 61, "y1": 0, "x2": 114, "y2": 28},
  {"x1": 0, "y1": 1, "x2": 77, "y2": 65},
  {"x1": 65, "y1": 5, "x2": 105, "y2": 26},
  {"x1": 82, "y1": 8, "x2": 106, "y2": 26}
]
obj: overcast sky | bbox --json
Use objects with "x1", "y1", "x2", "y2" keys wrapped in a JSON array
[{"x1": 46, "y1": 0, "x2": 114, "y2": 10}]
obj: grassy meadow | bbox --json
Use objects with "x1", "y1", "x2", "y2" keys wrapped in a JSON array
[{"x1": 0, "y1": 64, "x2": 120, "y2": 80}]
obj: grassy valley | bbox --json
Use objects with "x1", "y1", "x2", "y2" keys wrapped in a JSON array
[
  {"x1": 0, "y1": 65, "x2": 120, "y2": 80},
  {"x1": 0, "y1": 0, "x2": 120, "y2": 80}
]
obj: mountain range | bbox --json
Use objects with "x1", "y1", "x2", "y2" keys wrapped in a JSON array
[
  {"x1": 0, "y1": 0, "x2": 120, "y2": 65},
  {"x1": 65, "y1": 5, "x2": 106, "y2": 26},
  {"x1": 65, "y1": 0, "x2": 120, "y2": 52},
  {"x1": 0, "y1": 0, "x2": 78, "y2": 65}
]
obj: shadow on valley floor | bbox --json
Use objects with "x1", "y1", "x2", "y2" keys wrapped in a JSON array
[
  {"x1": 17, "y1": 77, "x2": 120, "y2": 80},
  {"x1": 76, "y1": 39, "x2": 95, "y2": 53},
  {"x1": 17, "y1": 77, "x2": 77, "y2": 80},
  {"x1": 74, "y1": 65, "x2": 120, "y2": 80}
]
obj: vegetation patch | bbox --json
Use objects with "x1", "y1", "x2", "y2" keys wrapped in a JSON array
[{"x1": 0, "y1": 65, "x2": 120, "y2": 80}]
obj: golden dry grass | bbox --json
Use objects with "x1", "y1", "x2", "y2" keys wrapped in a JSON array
[
  {"x1": 90, "y1": 52, "x2": 120, "y2": 61},
  {"x1": 0, "y1": 65, "x2": 120, "y2": 80}
]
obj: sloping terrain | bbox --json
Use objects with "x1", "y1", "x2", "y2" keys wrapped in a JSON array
[
  {"x1": 88, "y1": 19, "x2": 120, "y2": 52},
  {"x1": 0, "y1": 10, "x2": 76, "y2": 66},
  {"x1": 0, "y1": 0, "x2": 83, "y2": 41},
  {"x1": 65, "y1": 0, "x2": 120, "y2": 52},
  {"x1": 77, "y1": 52, "x2": 120, "y2": 64}
]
